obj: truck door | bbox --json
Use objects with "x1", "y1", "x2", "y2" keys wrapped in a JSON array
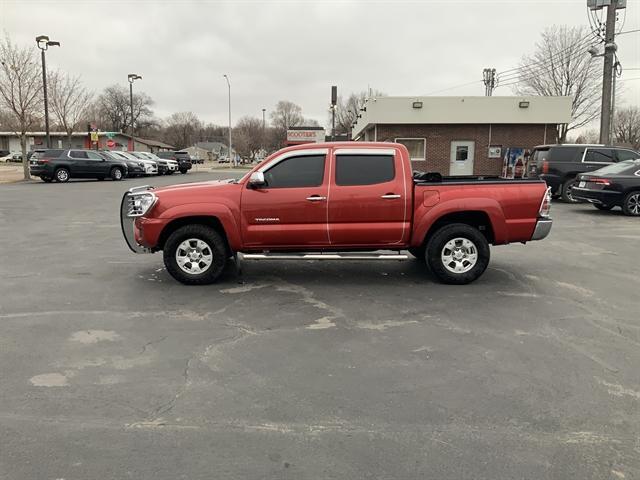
[
  {"x1": 328, "y1": 148, "x2": 409, "y2": 246},
  {"x1": 240, "y1": 149, "x2": 330, "y2": 248}
]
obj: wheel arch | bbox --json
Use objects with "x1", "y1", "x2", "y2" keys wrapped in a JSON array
[
  {"x1": 157, "y1": 215, "x2": 231, "y2": 254},
  {"x1": 423, "y1": 211, "x2": 496, "y2": 247}
]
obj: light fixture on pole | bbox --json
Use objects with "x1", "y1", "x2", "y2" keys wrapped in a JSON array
[
  {"x1": 223, "y1": 74, "x2": 232, "y2": 167},
  {"x1": 127, "y1": 73, "x2": 142, "y2": 149},
  {"x1": 36, "y1": 35, "x2": 60, "y2": 149}
]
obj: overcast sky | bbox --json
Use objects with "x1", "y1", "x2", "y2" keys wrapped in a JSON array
[{"x1": 2, "y1": 0, "x2": 639, "y2": 129}]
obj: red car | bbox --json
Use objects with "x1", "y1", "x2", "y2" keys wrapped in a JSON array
[{"x1": 120, "y1": 142, "x2": 552, "y2": 285}]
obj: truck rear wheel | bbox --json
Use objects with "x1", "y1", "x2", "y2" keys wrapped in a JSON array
[
  {"x1": 426, "y1": 223, "x2": 490, "y2": 285},
  {"x1": 163, "y1": 225, "x2": 228, "y2": 285}
]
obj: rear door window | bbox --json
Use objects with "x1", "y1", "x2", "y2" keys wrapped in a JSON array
[
  {"x1": 69, "y1": 150, "x2": 88, "y2": 159},
  {"x1": 549, "y1": 147, "x2": 581, "y2": 162},
  {"x1": 584, "y1": 148, "x2": 616, "y2": 163},
  {"x1": 335, "y1": 154, "x2": 395, "y2": 186}
]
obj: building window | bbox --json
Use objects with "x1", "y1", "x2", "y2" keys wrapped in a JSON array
[
  {"x1": 395, "y1": 138, "x2": 425, "y2": 161},
  {"x1": 455, "y1": 145, "x2": 469, "y2": 161}
]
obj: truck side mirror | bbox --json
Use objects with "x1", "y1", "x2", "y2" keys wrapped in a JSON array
[{"x1": 248, "y1": 171, "x2": 266, "y2": 188}]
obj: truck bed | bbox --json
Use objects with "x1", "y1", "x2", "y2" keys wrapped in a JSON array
[{"x1": 413, "y1": 172, "x2": 544, "y2": 186}]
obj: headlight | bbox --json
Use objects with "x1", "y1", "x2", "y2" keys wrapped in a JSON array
[
  {"x1": 138, "y1": 162, "x2": 144, "y2": 167},
  {"x1": 126, "y1": 192, "x2": 156, "y2": 217}
]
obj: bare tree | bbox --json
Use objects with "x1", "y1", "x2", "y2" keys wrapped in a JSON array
[
  {"x1": 332, "y1": 90, "x2": 384, "y2": 135},
  {"x1": 0, "y1": 36, "x2": 42, "y2": 180},
  {"x1": 573, "y1": 128, "x2": 600, "y2": 144},
  {"x1": 270, "y1": 100, "x2": 303, "y2": 147},
  {"x1": 95, "y1": 84, "x2": 153, "y2": 134},
  {"x1": 613, "y1": 106, "x2": 640, "y2": 151},
  {"x1": 233, "y1": 116, "x2": 263, "y2": 161},
  {"x1": 512, "y1": 26, "x2": 601, "y2": 142},
  {"x1": 48, "y1": 70, "x2": 93, "y2": 147},
  {"x1": 163, "y1": 111, "x2": 203, "y2": 149}
]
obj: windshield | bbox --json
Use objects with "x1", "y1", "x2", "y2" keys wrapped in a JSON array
[{"x1": 594, "y1": 159, "x2": 640, "y2": 175}]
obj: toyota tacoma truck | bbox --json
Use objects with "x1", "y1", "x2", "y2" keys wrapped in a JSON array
[{"x1": 120, "y1": 142, "x2": 552, "y2": 285}]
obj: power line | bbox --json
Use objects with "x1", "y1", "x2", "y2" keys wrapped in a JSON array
[
  {"x1": 494, "y1": 32, "x2": 596, "y2": 80},
  {"x1": 423, "y1": 80, "x2": 484, "y2": 96},
  {"x1": 618, "y1": 28, "x2": 640, "y2": 35},
  {"x1": 495, "y1": 37, "x2": 597, "y2": 87}
]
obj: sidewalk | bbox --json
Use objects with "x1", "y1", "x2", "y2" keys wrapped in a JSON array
[{"x1": 0, "y1": 164, "x2": 32, "y2": 184}]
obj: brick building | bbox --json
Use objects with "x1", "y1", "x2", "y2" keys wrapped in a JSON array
[{"x1": 351, "y1": 96, "x2": 572, "y2": 176}]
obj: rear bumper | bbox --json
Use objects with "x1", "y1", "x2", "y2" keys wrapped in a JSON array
[
  {"x1": 572, "y1": 187, "x2": 622, "y2": 206},
  {"x1": 531, "y1": 218, "x2": 552, "y2": 241}
]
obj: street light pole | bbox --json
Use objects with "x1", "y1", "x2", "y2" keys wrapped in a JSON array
[
  {"x1": 127, "y1": 73, "x2": 142, "y2": 150},
  {"x1": 36, "y1": 35, "x2": 60, "y2": 149},
  {"x1": 262, "y1": 108, "x2": 266, "y2": 154},
  {"x1": 223, "y1": 74, "x2": 232, "y2": 167}
]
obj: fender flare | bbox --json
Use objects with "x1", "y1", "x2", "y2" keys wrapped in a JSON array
[
  {"x1": 412, "y1": 198, "x2": 508, "y2": 246},
  {"x1": 158, "y1": 202, "x2": 242, "y2": 251}
]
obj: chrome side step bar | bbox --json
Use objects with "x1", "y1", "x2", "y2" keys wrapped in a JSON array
[{"x1": 242, "y1": 252, "x2": 408, "y2": 261}]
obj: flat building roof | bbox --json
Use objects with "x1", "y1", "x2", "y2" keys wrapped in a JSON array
[{"x1": 351, "y1": 96, "x2": 573, "y2": 138}]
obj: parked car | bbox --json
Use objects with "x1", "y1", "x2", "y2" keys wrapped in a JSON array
[
  {"x1": 572, "y1": 159, "x2": 640, "y2": 216},
  {"x1": 130, "y1": 151, "x2": 178, "y2": 175},
  {"x1": 10, "y1": 153, "x2": 22, "y2": 163},
  {"x1": 29, "y1": 149, "x2": 128, "y2": 182},
  {"x1": 528, "y1": 144, "x2": 639, "y2": 202},
  {"x1": 99, "y1": 151, "x2": 146, "y2": 177},
  {"x1": 0, "y1": 150, "x2": 12, "y2": 162},
  {"x1": 157, "y1": 151, "x2": 192, "y2": 174},
  {"x1": 109, "y1": 151, "x2": 158, "y2": 176},
  {"x1": 120, "y1": 142, "x2": 553, "y2": 286}
]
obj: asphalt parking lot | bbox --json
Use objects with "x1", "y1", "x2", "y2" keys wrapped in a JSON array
[{"x1": 1, "y1": 173, "x2": 639, "y2": 480}]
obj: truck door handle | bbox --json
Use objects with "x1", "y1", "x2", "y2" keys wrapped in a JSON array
[
  {"x1": 306, "y1": 195, "x2": 327, "y2": 201},
  {"x1": 381, "y1": 194, "x2": 401, "y2": 199}
]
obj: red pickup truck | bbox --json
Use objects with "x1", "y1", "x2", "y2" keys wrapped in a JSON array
[{"x1": 120, "y1": 142, "x2": 552, "y2": 285}]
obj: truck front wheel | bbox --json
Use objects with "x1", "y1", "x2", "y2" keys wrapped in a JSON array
[
  {"x1": 163, "y1": 225, "x2": 228, "y2": 285},
  {"x1": 426, "y1": 223, "x2": 490, "y2": 285}
]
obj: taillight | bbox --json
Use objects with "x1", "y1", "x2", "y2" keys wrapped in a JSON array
[
  {"x1": 39, "y1": 158, "x2": 50, "y2": 164},
  {"x1": 542, "y1": 160, "x2": 549, "y2": 174},
  {"x1": 539, "y1": 187, "x2": 552, "y2": 218},
  {"x1": 589, "y1": 178, "x2": 611, "y2": 186}
]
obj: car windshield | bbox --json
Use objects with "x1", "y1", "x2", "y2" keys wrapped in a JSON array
[{"x1": 594, "y1": 159, "x2": 640, "y2": 175}]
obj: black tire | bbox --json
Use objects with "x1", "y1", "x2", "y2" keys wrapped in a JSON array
[
  {"x1": 561, "y1": 178, "x2": 578, "y2": 203},
  {"x1": 163, "y1": 225, "x2": 228, "y2": 285},
  {"x1": 41, "y1": 176, "x2": 52, "y2": 183},
  {"x1": 622, "y1": 191, "x2": 640, "y2": 216},
  {"x1": 426, "y1": 223, "x2": 490, "y2": 285},
  {"x1": 408, "y1": 246, "x2": 425, "y2": 260},
  {"x1": 110, "y1": 167, "x2": 123, "y2": 181},
  {"x1": 54, "y1": 168, "x2": 70, "y2": 183},
  {"x1": 179, "y1": 168, "x2": 188, "y2": 174},
  {"x1": 594, "y1": 203, "x2": 613, "y2": 211},
  {"x1": 166, "y1": 170, "x2": 174, "y2": 175}
]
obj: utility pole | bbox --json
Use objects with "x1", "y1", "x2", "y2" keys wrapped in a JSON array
[
  {"x1": 261, "y1": 108, "x2": 266, "y2": 154},
  {"x1": 482, "y1": 68, "x2": 496, "y2": 96},
  {"x1": 599, "y1": 0, "x2": 618, "y2": 144},
  {"x1": 331, "y1": 85, "x2": 337, "y2": 141}
]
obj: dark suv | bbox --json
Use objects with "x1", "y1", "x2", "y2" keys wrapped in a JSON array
[
  {"x1": 528, "y1": 144, "x2": 640, "y2": 202},
  {"x1": 157, "y1": 151, "x2": 192, "y2": 174},
  {"x1": 29, "y1": 149, "x2": 129, "y2": 183}
]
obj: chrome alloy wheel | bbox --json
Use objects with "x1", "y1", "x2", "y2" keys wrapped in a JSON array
[
  {"x1": 627, "y1": 193, "x2": 640, "y2": 215},
  {"x1": 441, "y1": 237, "x2": 478, "y2": 274},
  {"x1": 175, "y1": 238, "x2": 214, "y2": 275}
]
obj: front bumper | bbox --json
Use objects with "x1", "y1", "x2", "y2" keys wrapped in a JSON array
[
  {"x1": 572, "y1": 187, "x2": 622, "y2": 206},
  {"x1": 143, "y1": 165, "x2": 158, "y2": 175},
  {"x1": 531, "y1": 218, "x2": 552, "y2": 241}
]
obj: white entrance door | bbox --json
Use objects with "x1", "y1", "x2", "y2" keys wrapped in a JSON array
[{"x1": 449, "y1": 141, "x2": 475, "y2": 176}]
